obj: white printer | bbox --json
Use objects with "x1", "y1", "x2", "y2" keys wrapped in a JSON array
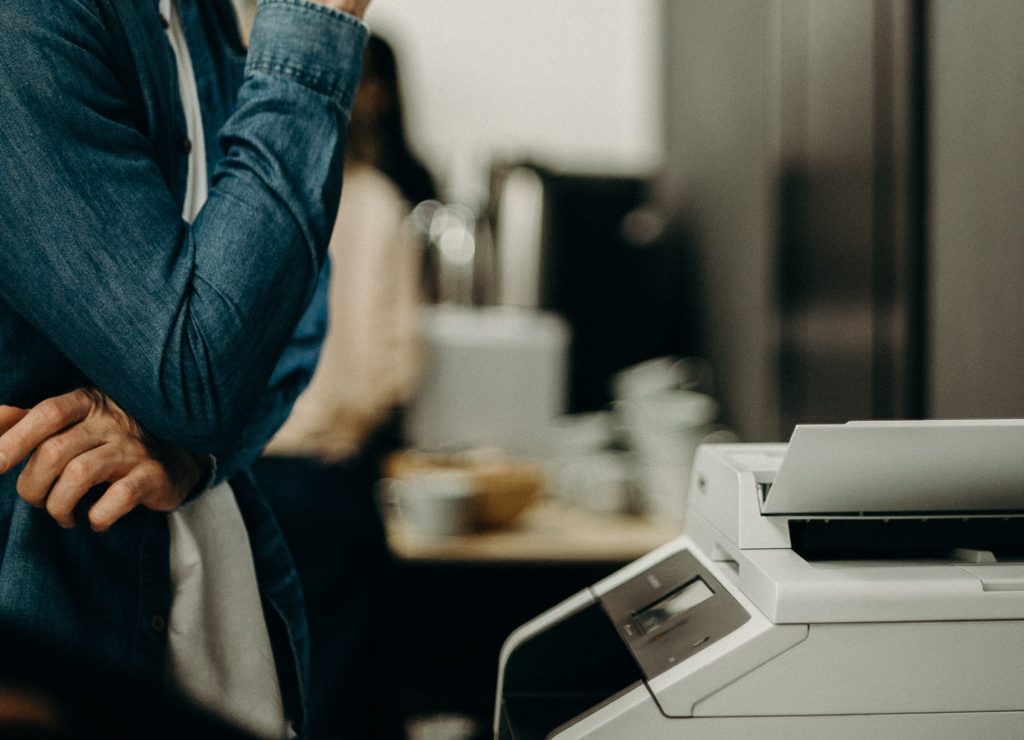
[{"x1": 495, "y1": 420, "x2": 1024, "y2": 739}]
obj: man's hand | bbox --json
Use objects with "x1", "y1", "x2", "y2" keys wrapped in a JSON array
[
  {"x1": 310, "y1": 0, "x2": 371, "y2": 20},
  {"x1": 0, "y1": 389, "x2": 207, "y2": 532}
]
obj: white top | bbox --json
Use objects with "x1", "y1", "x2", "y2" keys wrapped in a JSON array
[
  {"x1": 160, "y1": 2, "x2": 289, "y2": 737},
  {"x1": 265, "y1": 164, "x2": 421, "y2": 462}
]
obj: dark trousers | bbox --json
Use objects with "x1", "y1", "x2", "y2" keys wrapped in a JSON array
[{"x1": 252, "y1": 444, "x2": 405, "y2": 740}]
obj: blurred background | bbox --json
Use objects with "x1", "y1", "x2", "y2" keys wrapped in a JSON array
[
  {"x1": 310, "y1": 1, "x2": 1024, "y2": 737},
  {"x1": 373, "y1": 0, "x2": 1023, "y2": 442}
]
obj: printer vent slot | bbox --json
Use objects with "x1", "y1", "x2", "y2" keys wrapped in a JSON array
[{"x1": 789, "y1": 517, "x2": 1024, "y2": 561}]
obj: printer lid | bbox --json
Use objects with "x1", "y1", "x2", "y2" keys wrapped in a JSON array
[{"x1": 762, "y1": 420, "x2": 1024, "y2": 515}]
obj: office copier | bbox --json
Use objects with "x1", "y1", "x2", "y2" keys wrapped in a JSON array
[{"x1": 495, "y1": 421, "x2": 1024, "y2": 739}]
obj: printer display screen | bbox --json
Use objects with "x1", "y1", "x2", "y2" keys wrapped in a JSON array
[
  {"x1": 633, "y1": 577, "x2": 713, "y2": 634},
  {"x1": 601, "y1": 549, "x2": 751, "y2": 680}
]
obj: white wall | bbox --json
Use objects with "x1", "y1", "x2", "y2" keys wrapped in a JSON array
[{"x1": 369, "y1": 0, "x2": 664, "y2": 203}]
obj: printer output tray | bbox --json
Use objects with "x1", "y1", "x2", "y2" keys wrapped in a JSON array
[{"x1": 762, "y1": 421, "x2": 1024, "y2": 515}]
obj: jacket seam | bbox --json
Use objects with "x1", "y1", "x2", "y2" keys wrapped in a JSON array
[{"x1": 244, "y1": 58, "x2": 351, "y2": 109}]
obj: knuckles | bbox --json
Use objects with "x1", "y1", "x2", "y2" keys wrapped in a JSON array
[
  {"x1": 34, "y1": 397, "x2": 71, "y2": 428},
  {"x1": 62, "y1": 456, "x2": 94, "y2": 485},
  {"x1": 33, "y1": 434, "x2": 70, "y2": 469},
  {"x1": 114, "y1": 478, "x2": 145, "y2": 506}
]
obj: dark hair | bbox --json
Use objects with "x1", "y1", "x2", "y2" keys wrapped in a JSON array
[{"x1": 362, "y1": 33, "x2": 437, "y2": 206}]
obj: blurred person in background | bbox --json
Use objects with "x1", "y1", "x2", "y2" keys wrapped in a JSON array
[
  {"x1": 0, "y1": 1, "x2": 369, "y2": 736},
  {"x1": 252, "y1": 32, "x2": 437, "y2": 740},
  {"x1": 357, "y1": 34, "x2": 438, "y2": 208}
]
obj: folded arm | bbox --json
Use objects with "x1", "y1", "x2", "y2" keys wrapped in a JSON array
[
  {"x1": 0, "y1": 1, "x2": 369, "y2": 527},
  {"x1": 0, "y1": 1, "x2": 366, "y2": 452}
]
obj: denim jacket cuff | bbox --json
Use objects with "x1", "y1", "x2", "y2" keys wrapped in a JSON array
[{"x1": 246, "y1": 0, "x2": 368, "y2": 111}]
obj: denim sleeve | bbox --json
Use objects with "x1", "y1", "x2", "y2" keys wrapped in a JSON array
[
  {"x1": 0, "y1": 1, "x2": 366, "y2": 451},
  {"x1": 212, "y1": 259, "x2": 331, "y2": 483}
]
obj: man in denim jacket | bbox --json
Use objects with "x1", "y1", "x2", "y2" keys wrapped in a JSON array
[{"x1": 0, "y1": 0, "x2": 369, "y2": 734}]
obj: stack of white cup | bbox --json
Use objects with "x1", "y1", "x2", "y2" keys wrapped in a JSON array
[
  {"x1": 544, "y1": 412, "x2": 634, "y2": 515},
  {"x1": 612, "y1": 357, "x2": 731, "y2": 526}
]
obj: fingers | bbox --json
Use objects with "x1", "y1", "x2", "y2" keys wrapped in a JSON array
[
  {"x1": 0, "y1": 390, "x2": 93, "y2": 475},
  {"x1": 0, "y1": 406, "x2": 29, "y2": 470},
  {"x1": 313, "y1": 0, "x2": 371, "y2": 20},
  {"x1": 0, "y1": 405, "x2": 29, "y2": 433},
  {"x1": 3, "y1": 387, "x2": 197, "y2": 532},
  {"x1": 16, "y1": 423, "x2": 106, "y2": 507},
  {"x1": 39, "y1": 447, "x2": 177, "y2": 531},
  {"x1": 88, "y1": 460, "x2": 171, "y2": 533},
  {"x1": 42, "y1": 445, "x2": 129, "y2": 529}
]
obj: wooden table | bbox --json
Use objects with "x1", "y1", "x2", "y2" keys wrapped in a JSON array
[{"x1": 386, "y1": 497, "x2": 682, "y2": 563}]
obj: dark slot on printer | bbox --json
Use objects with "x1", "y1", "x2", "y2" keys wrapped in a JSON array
[{"x1": 789, "y1": 516, "x2": 1024, "y2": 561}]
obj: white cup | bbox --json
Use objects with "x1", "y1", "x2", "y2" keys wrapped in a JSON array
[
  {"x1": 554, "y1": 451, "x2": 633, "y2": 515},
  {"x1": 389, "y1": 470, "x2": 477, "y2": 537}
]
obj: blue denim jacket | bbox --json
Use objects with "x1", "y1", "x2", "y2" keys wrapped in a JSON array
[{"x1": 0, "y1": 0, "x2": 366, "y2": 727}]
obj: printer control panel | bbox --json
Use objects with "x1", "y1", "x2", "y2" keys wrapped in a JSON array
[{"x1": 598, "y1": 549, "x2": 750, "y2": 680}]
